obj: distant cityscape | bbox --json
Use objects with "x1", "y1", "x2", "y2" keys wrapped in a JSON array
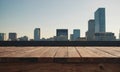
[{"x1": 0, "y1": 8, "x2": 120, "y2": 41}]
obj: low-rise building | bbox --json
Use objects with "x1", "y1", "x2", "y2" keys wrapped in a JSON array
[
  {"x1": 18, "y1": 36, "x2": 28, "y2": 41},
  {"x1": 94, "y1": 32, "x2": 116, "y2": 41}
]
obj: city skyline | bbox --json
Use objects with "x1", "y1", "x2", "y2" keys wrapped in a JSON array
[{"x1": 0, "y1": 0, "x2": 120, "y2": 39}]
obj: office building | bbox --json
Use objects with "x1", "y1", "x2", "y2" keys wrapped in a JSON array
[
  {"x1": 94, "y1": 32, "x2": 116, "y2": 41},
  {"x1": 9, "y1": 33, "x2": 17, "y2": 41},
  {"x1": 86, "y1": 19, "x2": 95, "y2": 41},
  {"x1": 56, "y1": 29, "x2": 68, "y2": 41},
  {"x1": 73, "y1": 29, "x2": 80, "y2": 41},
  {"x1": 0, "y1": 33, "x2": 6, "y2": 41},
  {"x1": 34, "y1": 28, "x2": 40, "y2": 41},
  {"x1": 95, "y1": 8, "x2": 106, "y2": 32},
  {"x1": 119, "y1": 29, "x2": 120, "y2": 40},
  {"x1": 56, "y1": 29, "x2": 68, "y2": 36},
  {"x1": 70, "y1": 34, "x2": 73, "y2": 41}
]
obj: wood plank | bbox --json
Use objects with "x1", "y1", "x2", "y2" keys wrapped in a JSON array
[
  {"x1": 86, "y1": 47, "x2": 116, "y2": 57},
  {"x1": 20, "y1": 47, "x2": 49, "y2": 57},
  {"x1": 76, "y1": 47, "x2": 94, "y2": 57},
  {"x1": 0, "y1": 47, "x2": 120, "y2": 58},
  {"x1": 68, "y1": 47, "x2": 80, "y2": 57},
  {"x1": 110, "y1": 47, "x2": 120, "y2": 54},
  {"x1": 0, "y1": 47, "x2": 32, "y2": 57},
  {"x1": 39, "y1": 47, "x2": 59, "y2": 57},
  {"x1": 0, "y1": 47, "x2": 43, "y2": 57},
  {"x1": 0, "y1": 47, "x2": 17, "y2": 56},
  {"x1": 96, "y1": 47, "x2": 120, "y2": 57},
  {"x1": 13, "y1": 47, "x2": 43, "y2": 57},
  {"x1": 103, "y1": 47, "x2": 120, "y2": 53},
  {"x1": 54, "y1": 47, "x2": 68, "y2": 58},
  {"x1": 0, "y1": 47, "x2": 58, "y2": 57},
  {"x1": 18, "y1": 47, "x2": 58, "y2": 57},
  {"x1": 76, "y1": 47, "x2": 102, "y2": 57},
  {"x1": 0, "y1": 63, "x2": 120, "y2": 72}
]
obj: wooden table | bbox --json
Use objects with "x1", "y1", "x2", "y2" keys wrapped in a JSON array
[{"x1": 0, "y1": 46, "x2": 120, "y2": 72}]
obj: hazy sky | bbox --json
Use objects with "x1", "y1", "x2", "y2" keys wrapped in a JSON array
[{"x1": 0, "y1": 0, "x2": 120, "y2": 39}]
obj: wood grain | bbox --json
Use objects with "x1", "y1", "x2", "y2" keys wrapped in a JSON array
[
  {"x1": 0, "y1": 46, "x2": 120, "y2": 58},
  {"x1": 0, "y1": 46, "x2": 120, "y2": 72}
]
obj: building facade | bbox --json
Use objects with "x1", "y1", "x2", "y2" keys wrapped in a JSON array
[
  {"x1": 34, "y1": 28, "x2": 40, "y2": 41},
  {"x1": 56, "y1": 29, "x2": 68, "y2": 41},
  {"x1": 95, "y1": 8, "x2": 106, "y2": 32},
  {"x1": 86, "y1": 19, "x2": 95, "y2": 41},
  {"x1": 119, "y1": 29, "x2": 120, "y2": 40},
  {"x1": 0, "y1": 33, "x2": 6, "y2": 41},
  {"x1": 73, "y1": 29, "x2": 80, "y2": 41},
  {"x1": 70, "y1": 34, "x2": 73, "y2": 41},
  {"x1": 18, "y1": 36, "x2": 28, "y2": 41},
  {"x1": 94, "y1": 32, "x2": 116, "y2": 41},
  {"x1": 9, "y1": 33, "x2": 17, "y2": 41}
]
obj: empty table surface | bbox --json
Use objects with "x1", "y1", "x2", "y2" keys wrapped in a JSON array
[{"x1": 0, "y1": 46, "x2": 120, "y2": 58}]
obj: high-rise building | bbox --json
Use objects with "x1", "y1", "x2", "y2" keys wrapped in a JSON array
[
  {"x1": 95, "y1": 8, "x2": 106, "y2": 32},
  {"x1": 119, "y1": 29, "x2": 120, "y2": 40},
  {"x1": 56, "y1": 29, "x2": 68, "y2": 41},
  {"x1": 9, "y1": 33, "x2": 17, "y2": 41},
  {"x1": 88, "y1": 20, "x2": 95, "y2": 33},
  {"x1": 0, "y1": 33, "x2": 6, "y2": 41},
  {"x1": 86, "y1": 19, "x2": 95, "y2": 41},
  {"x1": 34, "y1": 28, "x2": 40, "y2": 41},
  {"x1": 73, "y1": 29, "x2": 80, "y2": 41},
  {"x1": 70, "y1": 34, "x2": 73, "y2": 41}
]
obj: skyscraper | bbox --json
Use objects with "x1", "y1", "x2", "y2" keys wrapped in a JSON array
[
  {"x1": 0, "y1": 33, "x2": 6, "y2": 41},
  {"x1": 119, "y1": 29, "x2": 120, "y2": 40},
  {"x1": 73, "y1": 29, "x2": 80, "y2": 40},
  {"x1": 86, "y1": 19, "x2": 95, "y2": 41},
  {"x1": 56, "y1": 29, "x2": 68, "y2": 41},
  {"x1": 34, "y1": 28, "x2": 40, "y2": 41},
  {"x1": 95, "y1": 8, "x2": 106, "y2": 32},
  {"x1": 88, "y1": 20, "x2": 95, "y2": 33},
  {"x1": 9, "y1": 33, "x2": 17, "y2": 41},
  {"x1": 70, "y1": 34, "x2": 73, "y2": 41}
]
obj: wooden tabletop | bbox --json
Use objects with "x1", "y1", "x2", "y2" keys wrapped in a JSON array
[
  {"x1": 0, "y1": 46, "x2": 120, "y2": 63},
  {"x1": 0, "y1": 46, "x2": 120, "y2": 57}
]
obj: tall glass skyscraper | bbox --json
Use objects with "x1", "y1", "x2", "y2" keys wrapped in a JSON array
[
  {"x1": 119, "y1": 29, "x2": 120, "y2": 40},
  {"x1": 95, "y1": 8, "x2": 105, "y2": 32},
  {"x1": 0, "y1": 33, "x2": 6, "y2": 41},
  {"x1": 34, "y1": 28, "x2": 40, "y2": 41},
  {"x1": 73, "y1": 29, "x2": 80, "y2": 40},
  {"x1": 86, "y1": 19, "x2": 95, "y2": 41}
]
